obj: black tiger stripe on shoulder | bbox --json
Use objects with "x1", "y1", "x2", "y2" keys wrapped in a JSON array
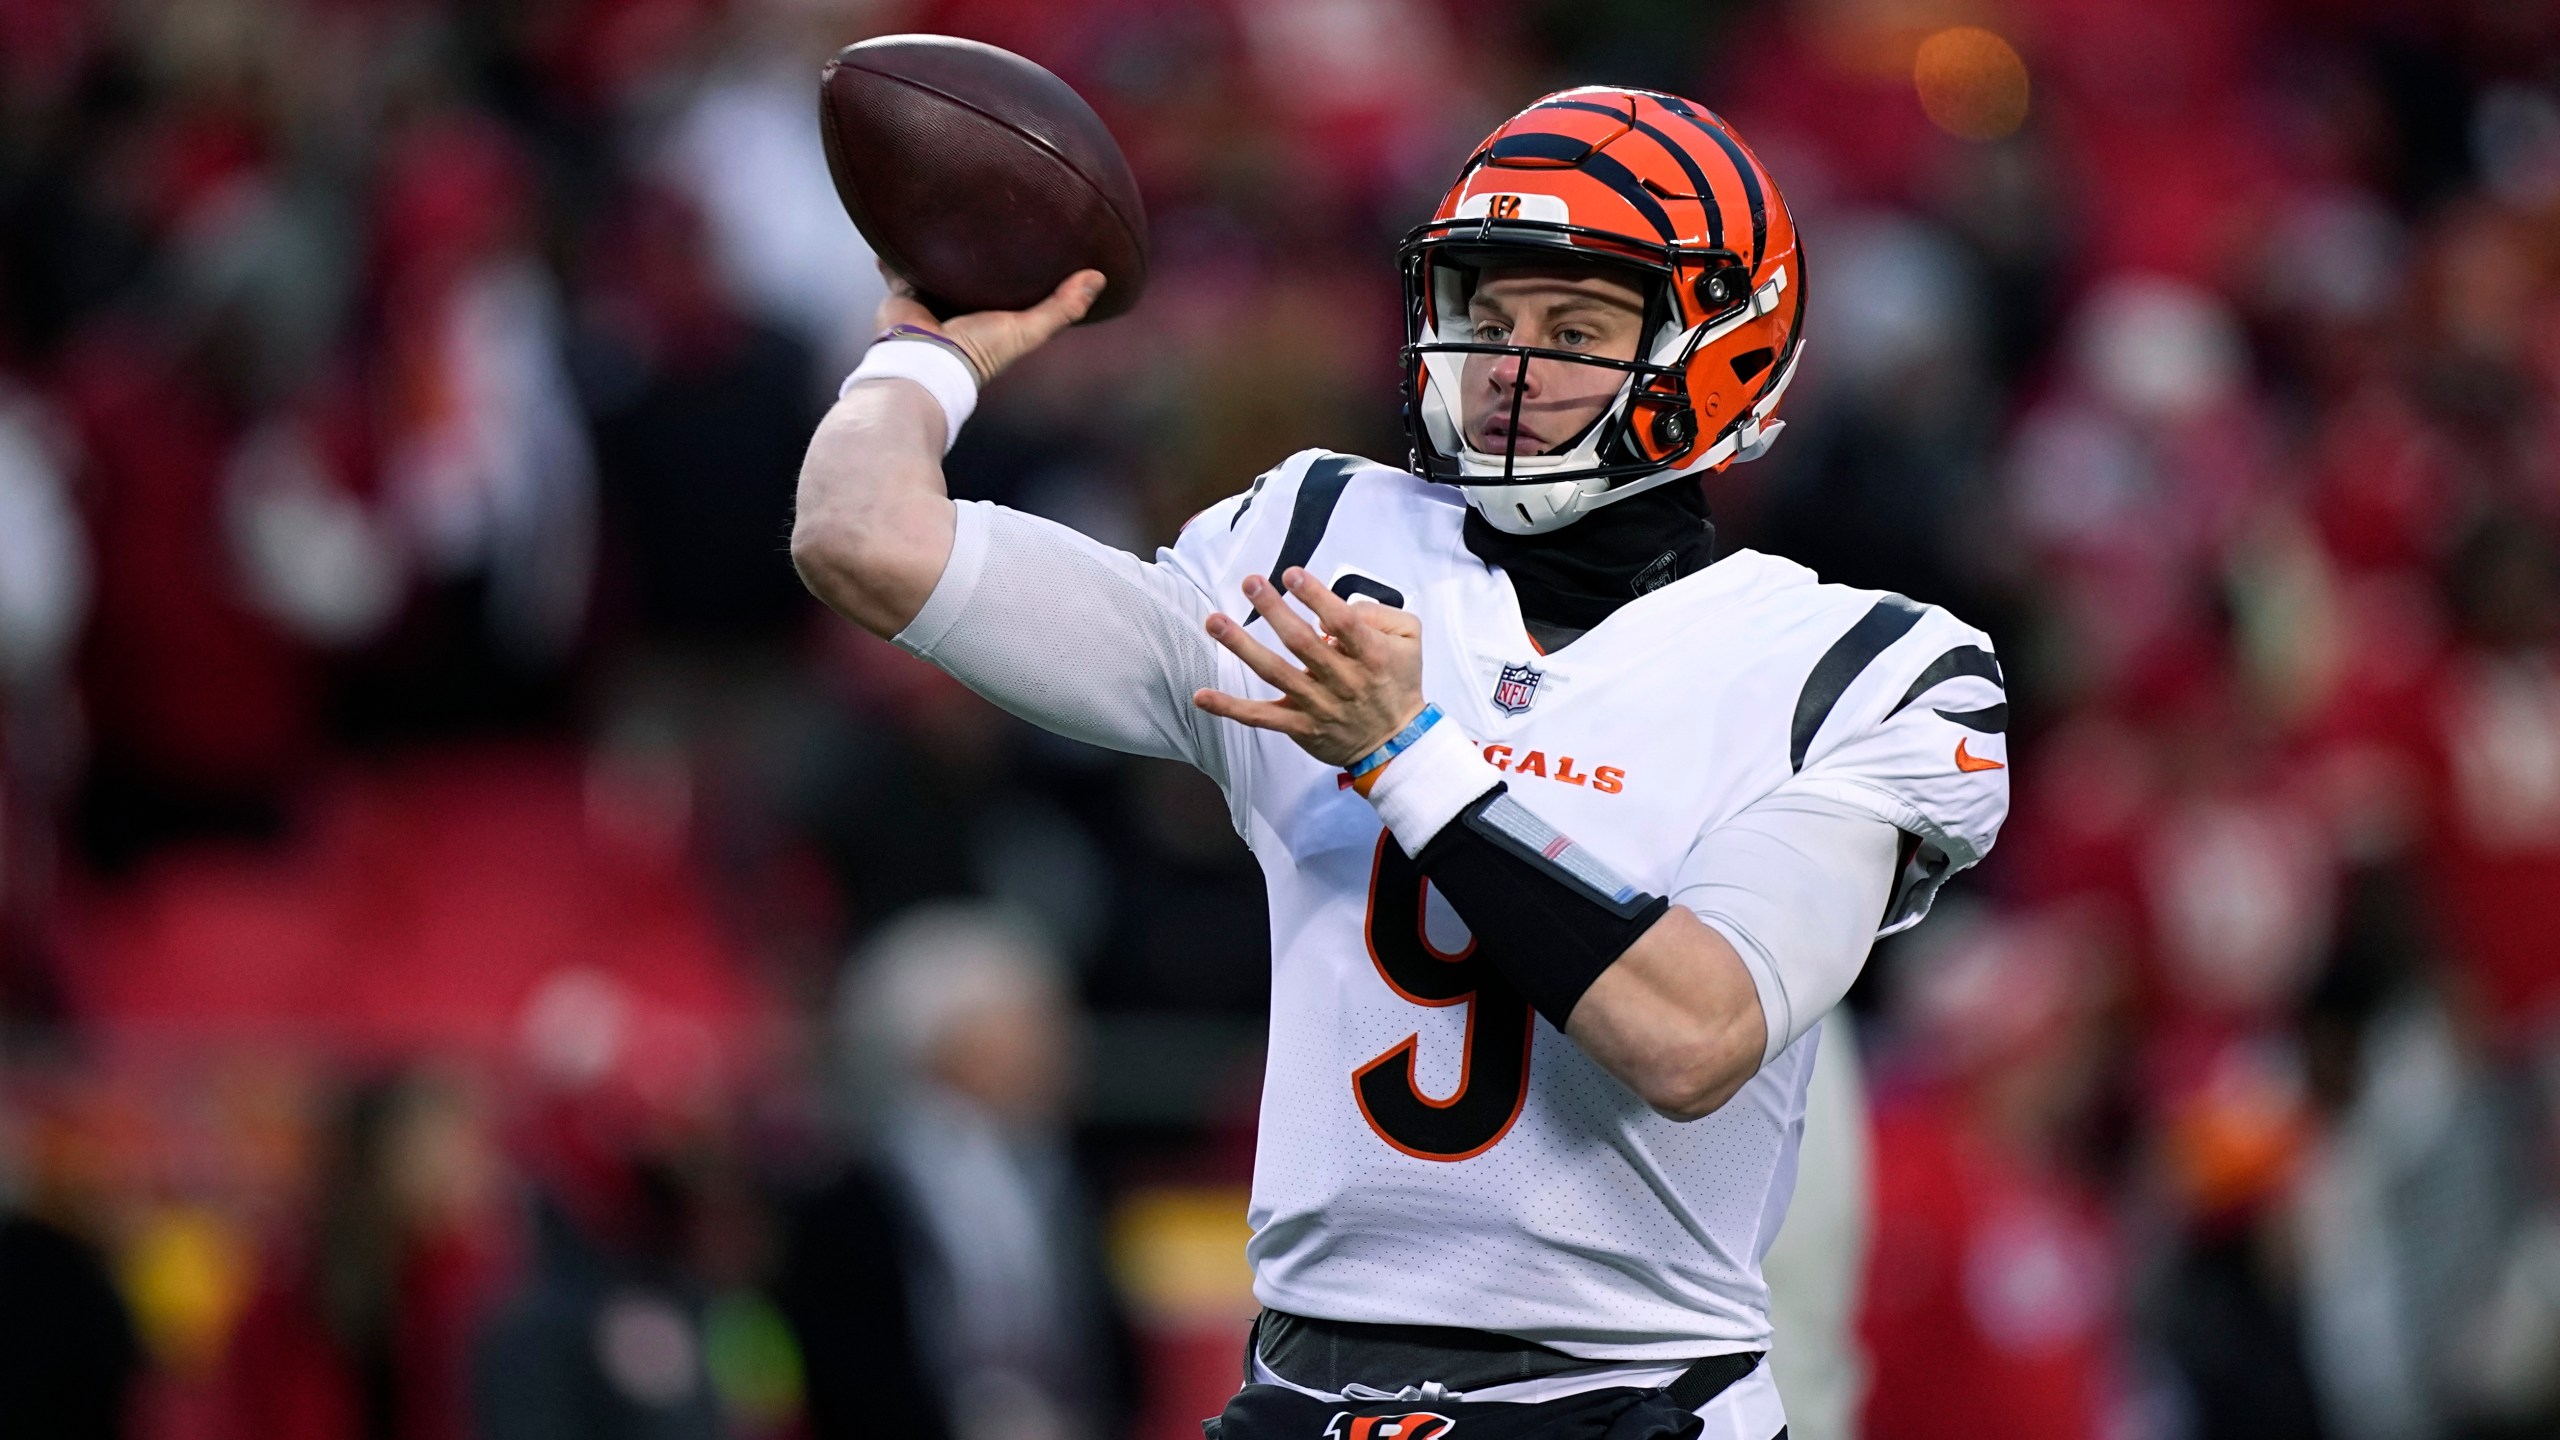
[
  {"x1": 1892, "y1": 644, "x2": 2009, "y2": 734},
  {"x1": 1243, "y1": 453, "x2": 1363, "y2": 626},
  {"x1": 1891, "y1": 645, "x2": 2003, "y2": 714},
  {"x1": 1791, "y1": 594, "x2": 1926, "y2": 771}
]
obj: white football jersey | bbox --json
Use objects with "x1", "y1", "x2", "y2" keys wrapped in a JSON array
[
  {"x1": 1162, "y1": 451, "x2": 2005, "y2": 1360},
  {"x1": 895, "y1": 447, "x2": 2008, "y2": 1363}
]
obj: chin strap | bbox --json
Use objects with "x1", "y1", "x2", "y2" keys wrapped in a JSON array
[{"x1": 1733, "y1": 418, "x2": 1786, "y2": 463}]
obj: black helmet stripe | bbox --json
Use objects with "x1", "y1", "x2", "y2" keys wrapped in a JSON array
[
  {"x1": 1477, "y1": 133, "x2": 1677, "y2": 242},
  {"x1": 1653, "y1": 97, "x2": 1766, "y2": 267},
  {"x1": 1526, "y1": 99, "x2": 1726, "y2": 250}
]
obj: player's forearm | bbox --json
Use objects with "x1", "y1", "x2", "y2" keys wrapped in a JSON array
[
  {"x1": 790, "y1": 378, "x2": 957, "y2": 637},
  {"x1": 1566, "y1": 910, "x2": 1768, "y2": 1121},
  {"x1": 1361, "y1": 725, "x2": 1768, "y2": 1120}
]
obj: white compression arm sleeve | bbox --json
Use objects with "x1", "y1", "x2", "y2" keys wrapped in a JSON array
[
  {"x1": 1673, "y1": 791, "x2": 1903, "y2": 1071},
  {"x1": 893, "y1": 500, "x2": 1236, "y2": 788}
]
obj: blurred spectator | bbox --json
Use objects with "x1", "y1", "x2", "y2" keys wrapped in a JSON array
[
  {"x1": 2422, "y1": 517, "x2": 2560, "y2": 1053},
  {"x1": 219, "y1": 1072, "x2": 506, "y2": 1440},
  {"x1": 653, "y1": 7, "x2": 888, "y2": 387},
  {"x1": 780, "y1": 903, "x2": 1131, "y2": 1440},
  {"x1": 470, "y1": 965, "x2": 770, "y2": 1440},
  {"x1": 579, "y1": 184, "x2": 820, "y2": 647},
  {"x1": 0, "y1": 379, "x2": 87, "y2": 1016},
  {"x1": 0, "y1": 1205, "x2": 142, "y2": 1439},
  {"x1": 1860, "y1": 909, "x2": 2124, "y2": 1440}
]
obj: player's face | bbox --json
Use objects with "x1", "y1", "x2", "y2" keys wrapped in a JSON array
[{"x1": 1459, "y1": 267, "x2": 1648, "y2": 457}]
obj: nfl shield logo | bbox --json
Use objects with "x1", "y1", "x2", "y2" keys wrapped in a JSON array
[{"x1": 1492, "y1": 663, "x2": 1543, "y2": 715}]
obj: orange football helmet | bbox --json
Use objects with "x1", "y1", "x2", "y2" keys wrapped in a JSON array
[{"x1": 1400, "y1": 88, "x2": 1807, "y2": 533}]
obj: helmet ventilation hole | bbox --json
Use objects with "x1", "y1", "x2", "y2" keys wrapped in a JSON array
[{"x1": 1730, "y1": 347, "x2": 1775, "y2": 383}]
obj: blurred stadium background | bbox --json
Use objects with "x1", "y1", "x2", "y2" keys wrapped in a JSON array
[{"x1": 2, "y1": 0, "x2": 2558, "y2": 1436}]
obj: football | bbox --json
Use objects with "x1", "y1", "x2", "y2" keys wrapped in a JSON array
[{"x1": 819, "y1": 34, "x2": 1148, "y2": 323}]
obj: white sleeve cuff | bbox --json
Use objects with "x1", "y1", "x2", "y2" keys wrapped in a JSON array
[
  {"x1": 891, "y1": 499, "x2": 991, "y2": 657},
  {"x1": 843, "y1": 340, "x2": 979, "y2": 453},
  {"x1": 1696, "y1": 912, "x2": 1794, "y2": 1071},
  {"x1": 1362, "y1": 716, "x2": 1506, "y2": 856},
  {"x1": 1673, "y1": 793, "x2": 1902, "y2": 1070}
]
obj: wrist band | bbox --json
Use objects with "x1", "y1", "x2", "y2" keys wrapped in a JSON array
[
  {"x1": 841, "y1": 337, "x2": 979, "y2": 453},
  {"x1": 1357, "y1": 714, "x2": 1507, "y2": 855},
  {"x1": 1343, "y1": 704, "x2": 1443, "y2": 794},
  {"x1": 877, "y1": 323, "x2": 982, "y2": 375}
]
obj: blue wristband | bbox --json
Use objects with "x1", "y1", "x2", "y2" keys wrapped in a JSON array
[{"x1": 1344, "y1": 704, "x2": 1443, "y2": 784}]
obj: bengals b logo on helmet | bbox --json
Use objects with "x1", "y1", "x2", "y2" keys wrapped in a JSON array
[{"x1": 1322, "y1": 1412, "x2": 1457, "y2": 1440}]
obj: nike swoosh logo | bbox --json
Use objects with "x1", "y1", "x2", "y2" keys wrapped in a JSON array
[{"x1": 1955, "y1": 737, "x2": 2004, "y2": 772}]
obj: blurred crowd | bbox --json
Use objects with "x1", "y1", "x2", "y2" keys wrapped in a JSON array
[{"x1": 2, "y1": 0, "x2": 2559, "y2": 1437}]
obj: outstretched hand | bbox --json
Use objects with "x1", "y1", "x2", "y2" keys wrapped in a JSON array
[
  {"x1": 874, "y1": 265, "x2": 1105, "y2": 384},
  {"x1": 1193, "y1": 568, "x2": 1427, "y2": 768}
]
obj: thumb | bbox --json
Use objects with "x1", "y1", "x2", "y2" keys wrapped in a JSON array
[
  {"x1": 1021, "y1": 269, "x2": 1107, "y2": 341},
  {"x1": 941, "y1": 270, "x2": 1108, "y2": 383}
]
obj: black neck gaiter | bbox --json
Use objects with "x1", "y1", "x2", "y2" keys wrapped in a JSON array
[{"x1": 1463, "y1": 479, "x2": 1717, "y2": 641}]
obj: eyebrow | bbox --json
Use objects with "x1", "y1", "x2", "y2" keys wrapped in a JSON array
[
  {"x1": 1468, "y1": 292, "x2": 1637, "y2": 323},
  {"x1": 1464, "y1": 289, "x2": 1638, "y2": 317},
  {"x1": 1544, "y1": 296, "x2": 1634, "y2": 322}
]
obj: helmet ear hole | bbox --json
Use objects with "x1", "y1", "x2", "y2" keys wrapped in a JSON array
[
  {"x1": 1692, "y1": 263, "x2": 1748, "y2": 315},
  {"x1": 1730, "y1": 347, "x2": 1774, "y2": 383}
]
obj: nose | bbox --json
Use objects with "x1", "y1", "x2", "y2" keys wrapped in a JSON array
[{"x1": 1486, "y1": 351, "x2": 1542, "y2": 399}]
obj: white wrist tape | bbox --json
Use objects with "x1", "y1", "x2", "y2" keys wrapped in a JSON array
[
  {"x1": 1361, "y1": 716, "x2": 1506, "y2": 856},
  {"x1": 842, "y1": 340, "x2": 979, "y2": 453}
]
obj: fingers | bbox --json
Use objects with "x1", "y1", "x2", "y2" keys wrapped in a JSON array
[
  {"x1": 1203, "y1": 611, "x2": 1314, "y2": 699},
  {"x1": 1241, "y1": 574, "x2": 1345, "y2": 676},
  {"x1": 1365, "y1": 604, "x2": 1422, "y2": 640},
  {"x1": 1021, "y1": 270, "x2": 1105, "y2": 342},
  {"x1": 1191, "y1": 687, "x2": 1313, "y2": 735},
  {"x1": 1281, "y1": 568, "x2": 1367, "y2": 655}
]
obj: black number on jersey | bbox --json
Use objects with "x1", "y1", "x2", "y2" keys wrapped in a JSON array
[{"x1": 1353, "y1": 834, "x2": 1533, "y2": 1161}]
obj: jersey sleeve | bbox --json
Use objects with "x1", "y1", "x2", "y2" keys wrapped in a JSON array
[
  {"x1": 1672, "y1": 789, "x2": 1902, "y2": 1069},
  {"x1": 893, "y1": 499, "x2": 1244, "y2": 784},
  {"x1": 1669, "y1": 595, "x2": 2011, "y2": 1069},
  {"x1": 892, "y1": 450, "x2": 1339, "y2": 805},
  {"x1": 1779, "y1": 596, "x2": 2010, "y2": 934}
]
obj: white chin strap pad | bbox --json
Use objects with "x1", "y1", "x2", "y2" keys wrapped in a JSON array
[{"x1": 1466, "y1": 478, "x2": 1598, "y2": 535}]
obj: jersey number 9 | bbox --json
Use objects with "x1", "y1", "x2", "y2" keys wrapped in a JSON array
[{"x1": 1353, "y1": 835, "x2": 1534, "y2": 1161}]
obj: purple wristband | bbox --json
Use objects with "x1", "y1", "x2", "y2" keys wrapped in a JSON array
[{"x1": 875, "y1": 324, "x2": 981, "y2": 380}]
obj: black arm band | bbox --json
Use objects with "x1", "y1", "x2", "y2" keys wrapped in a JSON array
[{"x1": 1414, "y1": 783, "x2": 1673, "y2": 1030}]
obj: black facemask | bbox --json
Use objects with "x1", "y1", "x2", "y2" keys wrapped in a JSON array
[{"x1": 1463, "y1": 479, "x2": 1717, "y2": 648}]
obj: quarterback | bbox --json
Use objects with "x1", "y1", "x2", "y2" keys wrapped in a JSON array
[{"x1": 794, "y1": 89, "x2": 2007, "y2": 1438}]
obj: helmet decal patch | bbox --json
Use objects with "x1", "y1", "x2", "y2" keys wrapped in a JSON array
[{"x1": 1455, "y1": 189, "x2": 1570, "y2": 224}]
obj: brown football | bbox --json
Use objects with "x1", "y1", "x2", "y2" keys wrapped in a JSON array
[{"x1": 819, "y1": 34, "x2": 1147, "y2": 323}]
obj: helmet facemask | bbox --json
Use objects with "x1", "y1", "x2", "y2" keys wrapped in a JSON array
[{"x1": 1400, "y1": 216, "x2": 1782, "y2": 535}]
